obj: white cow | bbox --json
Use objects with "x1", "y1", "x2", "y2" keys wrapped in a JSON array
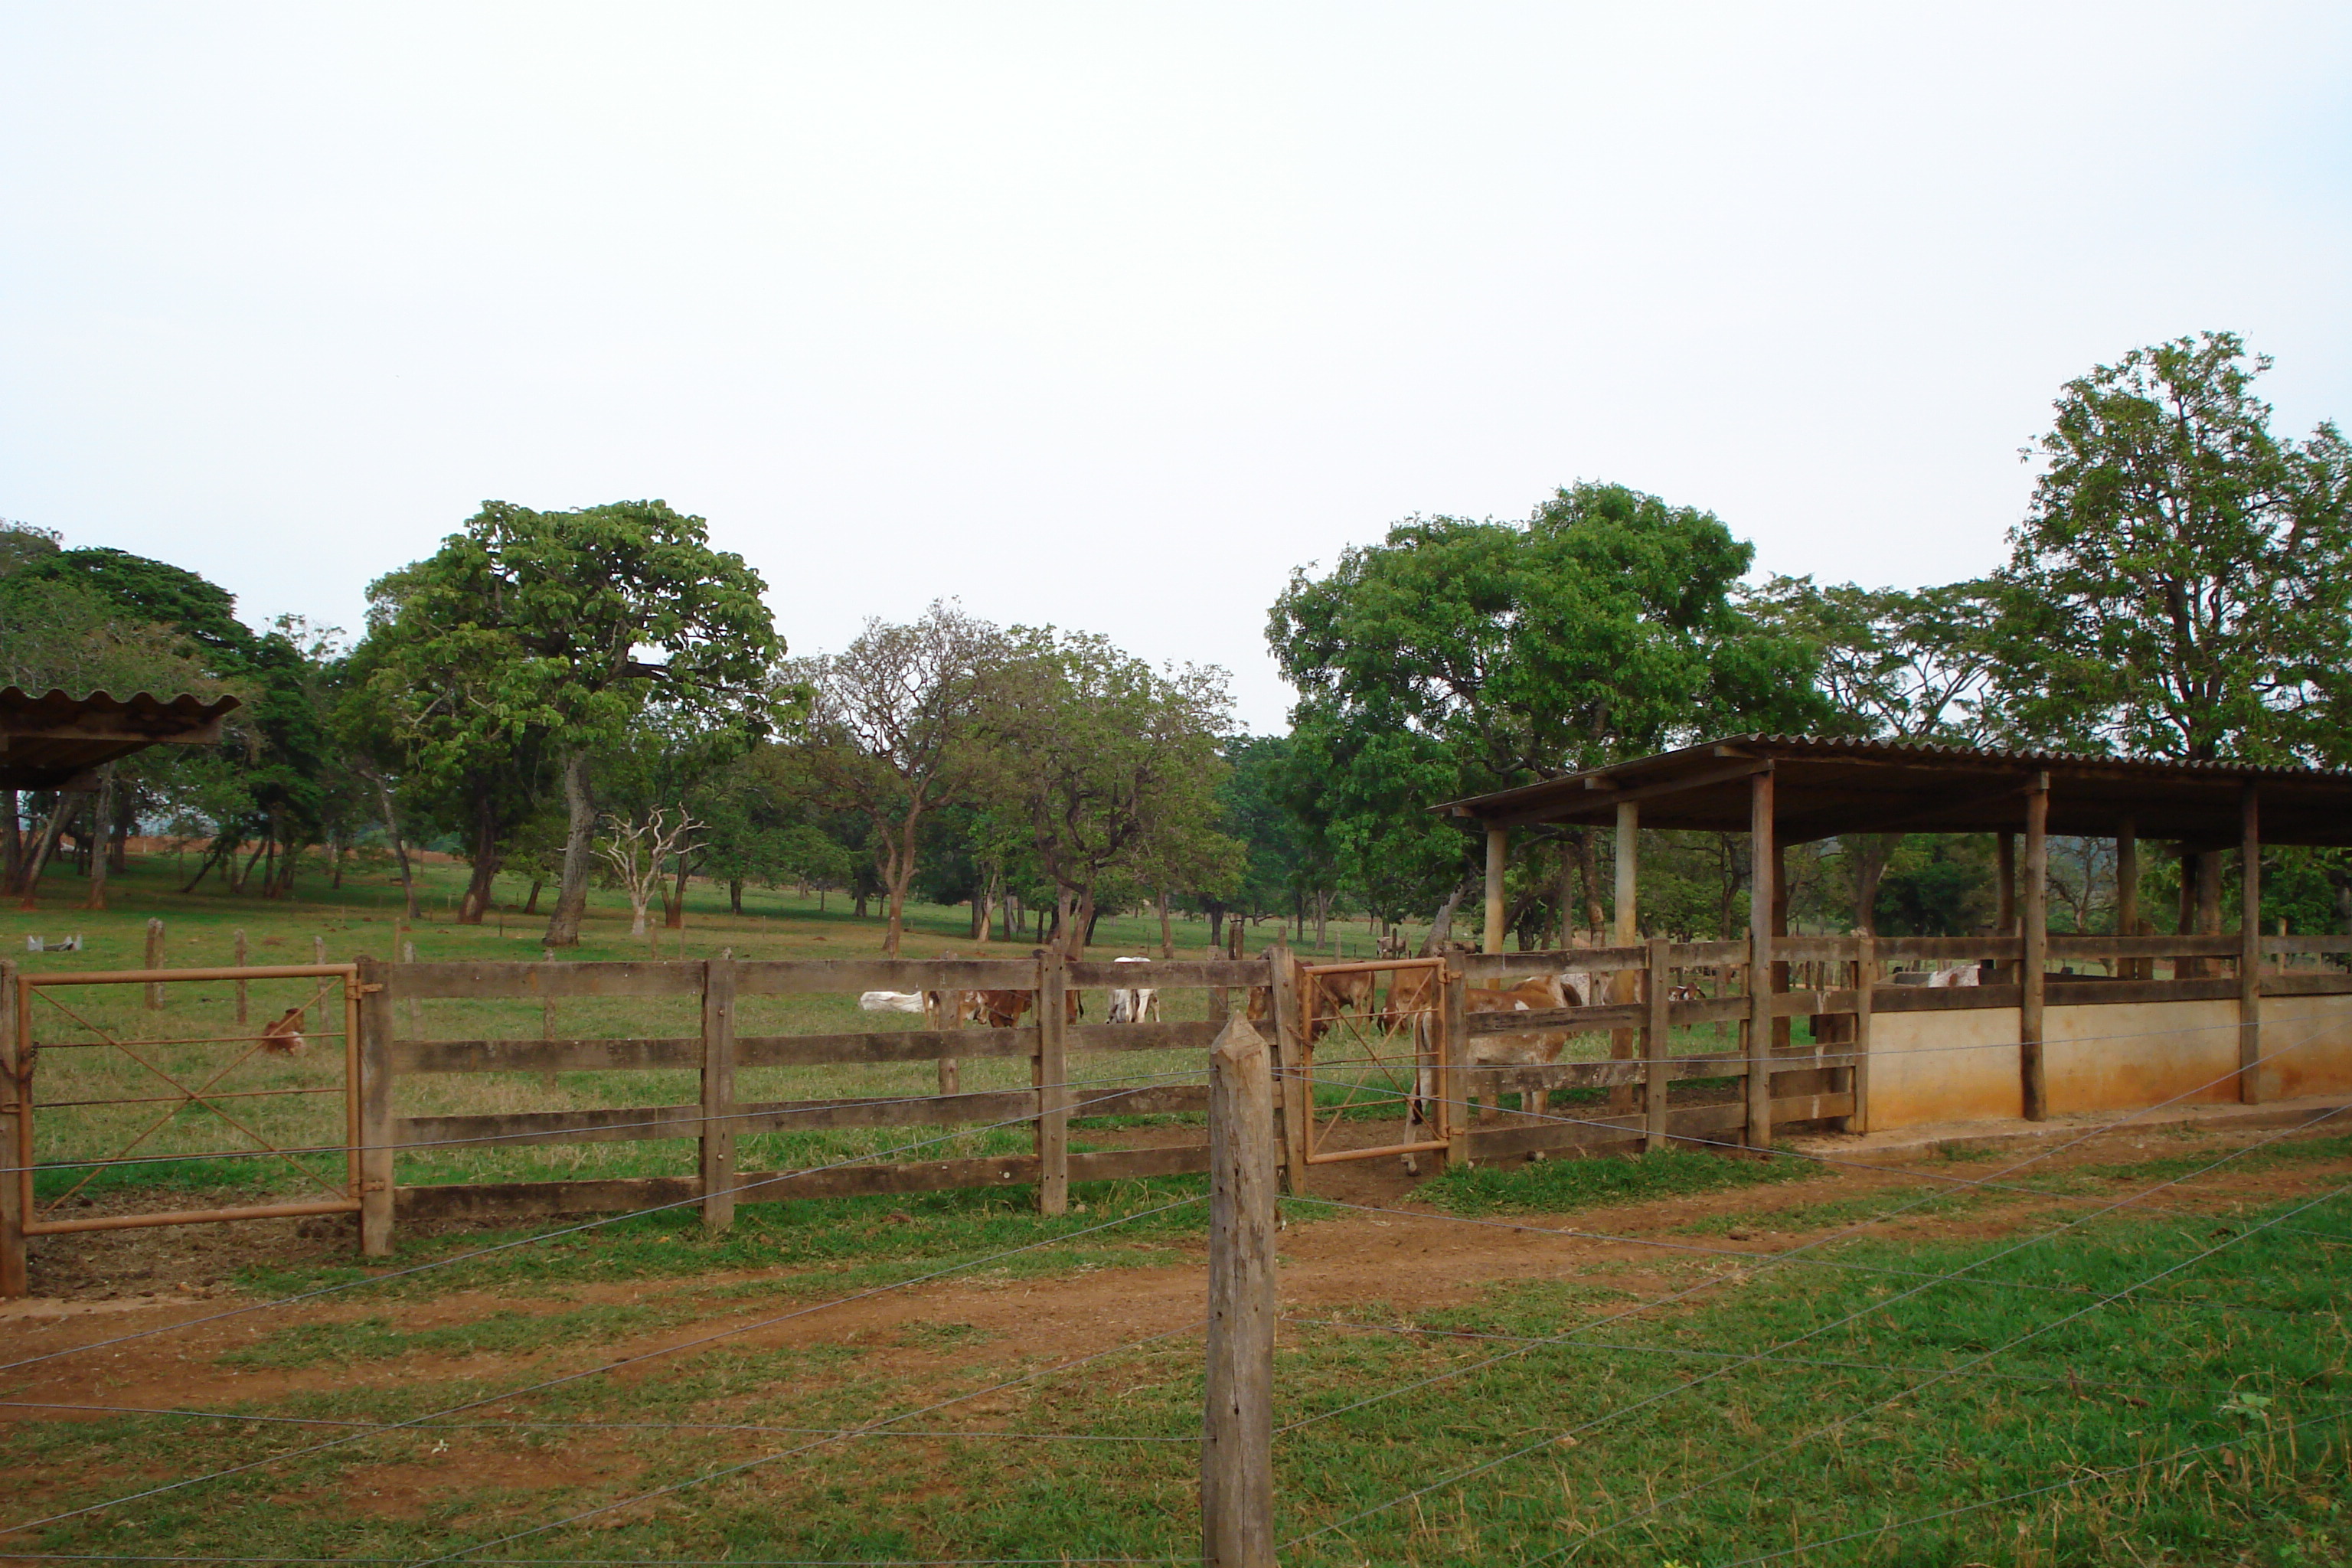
[
  {"x1": 858, "y1": 990, "x2": 928, "y2": 1014},
  {"x1": 1106, "y1": 956, "x2": 1161, "y2": 1024}
]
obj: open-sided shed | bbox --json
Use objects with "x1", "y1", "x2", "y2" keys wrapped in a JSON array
[{"x1": 1436, "y1": 735, "x2": 2352, "y2": 1138}]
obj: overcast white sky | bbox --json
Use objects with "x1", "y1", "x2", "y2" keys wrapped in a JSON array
[{"x1": 5, "y1": 4, "x2": 2347, "y2": 731}]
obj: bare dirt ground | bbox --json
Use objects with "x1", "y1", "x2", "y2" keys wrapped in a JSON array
[{"x1": 8, "y1": 1121, "x2": 2344, "y2": 1511}]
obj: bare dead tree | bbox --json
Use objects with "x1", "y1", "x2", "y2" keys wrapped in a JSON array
[{"x1": 596, "y1": 808, "x2": 704, "y2": 941}]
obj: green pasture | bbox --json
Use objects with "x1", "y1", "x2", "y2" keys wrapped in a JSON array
[{"x1": 7, "y1": 1170, "x2": 2344, "y2": 1566}]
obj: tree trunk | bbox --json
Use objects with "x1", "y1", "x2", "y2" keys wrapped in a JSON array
[
  {"x1": 1159, "y1": 890, "x2": 1174, "y2": 959},
  {"x1": 178, "y1": 833, "x2": 234, "y2": 893},
  {"x1": 664, "y1": 850, "x2": 690, "y2": 929},
  {"x1": 1069, "y1": 886, "x2": 1096, "y2": 960},
  {"x1": 457, "y1": 789, "x2": 501, "y2": 925},
  {"x1": 729, "y1": 879, "x2": 743, "y2": 914},
  {"x1": 544, "y1": 750, "x2": 596, "y2": 947},
  {"x1": 2, "y1": 789, "x2": 18, "y2": 890},
  {"x1": 524, "y1": 879, "x2": 543, "y2": 915},
  {"x1": 1850, "y1": 833, "x2": 1898, "y2": 935},
  {"x1": 1208, "y1": 906, "x2": 1224, "y2": 953},
  {"x1": 1419, "y1": 877, "x2": 1472, "y2": 956},
  {"x1": 85, "y1": 770, "x2": 115, "y2": 909},
  {"x1": 15, "y1": 789, "x2": 87, "y2": 906},
  {"x1": 629, "y1": 894, "x2": 650, "y2": 939},
  {"x1": 374, "y1": 780, "x2": 419, "y2": 919}
]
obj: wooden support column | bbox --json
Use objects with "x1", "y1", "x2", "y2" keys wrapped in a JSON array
[
  {"x1": 1266, "y1": 944, "x2": 1310, "y2": 1194},
  {"x1": 1611, "y1": 802, "x2": 1639, "y2": 1111},
  {"x1": 1844, "y1": 934, "x2": 1874, "y2": 1135},
  {"x1": 2020, "y1": 776, "x2": 2050, "y2": 1122},
  {"x1": 1482, "y1": 824, "x2": 1508, "y2": 955},
  {"x1": 1443, "y1": 965, "x2": 1471, "y2": 1170},
  {"x1": 2240, "y1": 786, "x2": 2262, "y2": 1104},
  {"x1": 1643, "y1": 936, "x2": 1671, "y2": 1153},
  {"x1": 2, "y1": 961, "x2": 24, "y2": 1298},
  {"x1": 1035, "y1": 948, "x2": 1070, "y2": 1216},
  {"x1": 2115, "y1": 818, "x2": 2139, "y2": 982},
  {"x1": 1202, "y1": 1015, "x2": 1276, "y2": 1568},
  {"x1": 1994, "y1": 833, "x2": 2016, "y2": 982},
  {"x1": 357, "y1": 956, "x2": 397, "y2": 1257},
  {"x1": 1745, "y1": 765, "x2": 1775, "y2": 1150},
  {"x1": 700, "y1": 956, "x2": 737, "y2": 1233}
]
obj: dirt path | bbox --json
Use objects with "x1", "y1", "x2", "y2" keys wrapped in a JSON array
[{"x1": 8, "y1": 1127, "x2": 2342, "y2": 1434}]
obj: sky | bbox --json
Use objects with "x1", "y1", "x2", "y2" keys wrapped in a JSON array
[{"x1": 4, "y1": 3, "x2": 2348, "y2": 733}]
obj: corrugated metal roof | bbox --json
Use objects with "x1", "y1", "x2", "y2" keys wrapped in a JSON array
[{"x1": 0, "y1": 686, "x2": 243, "y2": 789}]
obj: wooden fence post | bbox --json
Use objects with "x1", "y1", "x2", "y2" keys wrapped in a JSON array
[
  {"x1": 1844, "y1": 934, "x2": 1874, "y2": 1134},
  {"x1": 1036, "y1": 948, "x2": 1070, "y2": 1217},
  {"x1": 701, "y1": 956, "x2": 738, "y2": 1233},
  {"x1": 2, "y1": 961, "x2": 24, "y2": 1298},
  {"x1": 1202, "y1": 1014, "x2": 1276, "y2": 1568},
  {"x1": 233, "y1": 928, "x2": 248, "y2": 1024},
  {"x1": 144, "y1": 919, "x2": 164, "y2": 1008},
  {"x1": 357, "y1": 956, "x2": 396, "y2": 1258},
  {"x1": 1644, "y1": 937, "x2": 1671, "y2": 1153},
  {"x1": 2240, "y1": 784, "x2": 2263, "y2": 1104},
  {"x1": 2020, "y1": 776, "x2": 2050, "y2": 1122},
  {"x1": 1265, "y1": 946, "x2": 1309, "y2": 1194},
  {"x1": 1442, "y1": 964, "x2": 1470, "y2": 1170}
]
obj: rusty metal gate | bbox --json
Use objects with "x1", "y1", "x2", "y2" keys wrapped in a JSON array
[
  {"x1": 10, "y1": 964, "x2": 364, "y2": 1250},
  {"x1": 1293, "y1": 957, "x2": 1455, "y2": 1165}
]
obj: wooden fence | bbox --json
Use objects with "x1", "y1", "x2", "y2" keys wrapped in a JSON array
[
  {"x1": 1400, "y1": 933, "x2": 2352, "y2": 1157},
  {"x1": 358, "y1": 953, "x2": 1272, "y2": 1255}
]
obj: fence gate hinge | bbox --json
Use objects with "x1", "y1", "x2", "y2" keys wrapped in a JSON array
[{"x1": 357, "y1": 984, "x2": 386, "y2": 995}]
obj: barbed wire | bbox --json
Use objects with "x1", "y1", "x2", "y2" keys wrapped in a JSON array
[
  {"x1": 0, "y1": 1071, "x2": 1213, "y2": 1375},
  {"x1": 0, "y1": 1207, "x2": 1207, "y2": 1540}
]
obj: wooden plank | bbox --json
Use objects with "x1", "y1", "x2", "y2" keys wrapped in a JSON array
[
  {"x1": 1870, "y1": 984, "x2": 2024, "y2": 1012},
  {"x1": 389, "y1": 1018, "x2": 1216, "y2": 1076},
  {"x1": 393, "y1": 1036, "x2": 701, "y2": 1074},
  {"x1": 388, "y1": 960, "x2": 705, "y2": 1001},
  {"x1": 1067, "y1": 959, "x2": 1273, "y2": 988},
  {"x1": 1873, "y1": 936, "x2": 2024, "y2": 961},
  {"x1": 1037, "y1": 950, "x2": 1069, "y2": 1216},
  {"x1": 2047, "y1": 934, "x2": 2240, "y2": 959},
  {"x1": 1666, "y1": 940, "x2": 1748, "y2": 967},
  {"x1": 2046, "y1": 978, "x2": 2241, "y2": 1006},
  {"x1": 742, "y1": 1027, "x2": 1034, "y2": 1067},
  {"x1": 1266, "y1": 946, "x2": 1310, "y2": 1194},
  {"x1": 1463, "y1": 947, "x2": 1645, "y2": 980},
  {"x1": 700, "y1": 958, "x2": 736, "y2": 1233},
  {"x1": 2262, "y1": 936, "x2": 2352, "y2": 956},
  {"x1": 1462, "y1": 1092, "x2": 1854, "y2": 1161},
  {"x1": 357, "y1": 956, "x2": 396, "y2": 1258},
  {"x1": 1774, "y1": 936, "x2": 1862, "y2": 962},
  {"x1": 1202, "y1": 1016, "x2": 1277, "y2": 1568},
  {"x1": 737, "y1": 958, "x2": 1048, "y2": 994},
  {"x1": 2259, "y1": 972, "x2": 2352, "y2": 997},
  {"x1": 391, "y1": 1142, "x2": 1217, "y2": 1221},
  {"x1": 1066, "y1": 1020, "x2": 1224, "y2": 1054},
  {"x1": 398, "y1": 1085, "x2": 1217, "y2": 1149}
]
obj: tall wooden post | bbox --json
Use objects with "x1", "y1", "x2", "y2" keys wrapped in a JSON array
[
  {"x1": 356, "y1": 956, "x2": 397, "y2": 1258},
  {"x1": 144, "y1": 919, "x2": 165, "y2": 1008},
  {"x1": 701, "y1": 956, "x2": 738, "y2": 1233},
  {"x1": 2239, "y1": 786, "x2": 2262, "y2": 1104},
  {"x1": 1035, "y1": 948, "x2": 1070, "y2": 1217},
  {"x1": 1611, "y1": 802, "x2": 1640, "y2": 1110},
  {"x1": 2115, "y1": 818, "x2": 2139, "y2": 982},
  {"x1": 1746, "y1": 766, "x2": 1775, "y2": 1150},
  {"x1": 234, "y1": 928, "x2": 249, "y2": 1024},
  {"x1": 1265, "y1": 945, "x2": 1310, "y2": 1194},
  {"x1": 1482, "y1": 825, "x2": 1508, "y2": 954},
  {"x1": 1844, "y1": 934, "x2": 1874, "y2": 1134},
  {"x1": 1, "y1": 961, "x2": 24, "y2": 1298},
  {"x1": 1643, "y1": 936, "x2": 1671, "y2": 1153},
  {"x1": 1443, "y1": 965, "x2": 1471, "y2": 1169},
  {"x1": 1202, "y1": 1016, "x2": 1276, "y2": 1568},
  {"x1": 2020, "y1": 777, "x2": 2050, "y2": 1122}
]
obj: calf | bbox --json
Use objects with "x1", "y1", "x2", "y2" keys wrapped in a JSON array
[
  {"x1": 260, "y1": 1007, "x2": 308, "y2": 1054},
  {"x1": 1106, "y1": 956, "x2": 1161, "y2": 1024}
]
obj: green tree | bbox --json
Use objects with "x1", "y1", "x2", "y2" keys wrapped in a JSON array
[
  {"x1": 791, "y1": 602, "x2": 999, "y2": 956},
  {"x1": 366, "y1": 500, "x2": 783, "y2": 946},
  {"x1": 1991, "y1": 332, "x2": 2352, "y2": 763},
  {"x1": 1270, "y1": 482, "x2": 1829, "y2": 936},
  {"x1": 978, "y1": 629, "x2": 1238, "y2": 958}
]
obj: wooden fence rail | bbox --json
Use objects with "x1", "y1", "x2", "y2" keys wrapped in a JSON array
[{"x1": 359, "y1": 952, "x2": 1275, "y2": 1256}]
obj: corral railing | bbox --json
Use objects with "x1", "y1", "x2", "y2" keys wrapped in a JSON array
[
  {"x1": 358, "y1": 952, "x2": 1275, "y2": 1255},
  {"x1": 1279, "y1": 932, "x2": 2352, "y2": 1166}
]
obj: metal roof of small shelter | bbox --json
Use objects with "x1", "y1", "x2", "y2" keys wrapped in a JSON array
[
  {"x1": 0, "y1": 686, "x2": 240, "y2": 790},
  {"x1": 1435, "y1": 734, "x2": 2352, "y2": 848}
]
